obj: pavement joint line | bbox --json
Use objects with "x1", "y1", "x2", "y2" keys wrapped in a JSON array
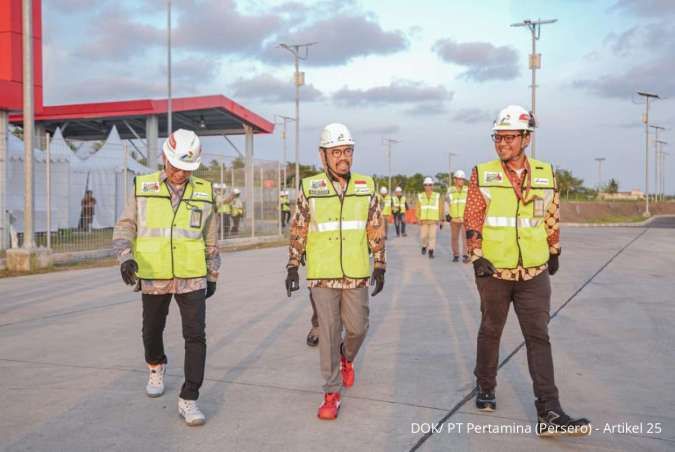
[
  {"x1": 0, "y1": 357, "x2": 454, "y2": 413},
  {"x1": 0, "y1": 298, "x2": 139, "y2": 328},
  {"x1": 409, "y1": 227, "x2": 650, "y2": 451}
]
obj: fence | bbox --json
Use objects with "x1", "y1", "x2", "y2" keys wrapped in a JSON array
[{"x1": 0, "y1": 131, "x2": 288, "y2": 258}]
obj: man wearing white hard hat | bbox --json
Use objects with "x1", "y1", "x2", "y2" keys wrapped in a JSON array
[
  {"x1": 113, "y1": 129, "x2": 220, "y2": 426},
  {"x1": 416, "y1": 177, "x2": 445, "y2": 259},
  {"x1": 285, "y1": 123, "x2": 386, "y2": 420},
  {"x1": 280, "y1": 190, "x2": 291, "y2": 228},
  {"x1": 392, "y1": 186, "x2": 408, "y2": 237},
  {"x1": 446, "y1": 170, "x2": 469, "y2": 263},
  {"x1": 379, "y1": 186, "x2": 393, "y2": 239},
  {"x1": 464, "y1": 105, "x2": 591, "y2": 436},
  {"x1": 230, "y1": 188, "x2": 244, "y2": 235},
  {"x1": 214, "y1": 183, "x2": 232, "y2": 238}
]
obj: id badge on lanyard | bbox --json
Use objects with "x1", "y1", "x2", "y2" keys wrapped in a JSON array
[
  {"x1": 533, "y1": 198, "x2": 545, "y2": 218},
  {"x1": 190, "y1": 208, "x2": 203, "y2": 228}
]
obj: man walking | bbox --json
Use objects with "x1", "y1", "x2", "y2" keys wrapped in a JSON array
[
  {"x1": 379, "y1": 186, "x2": 392, "y2": 239},
  {"x1": 465, "y1": 105, "x2": 590, "y2": 437},
  {"x1": 447, "y1": 170, "x2": 469, "y2": 263},
  {"x1": 392, "y1": 186, "x2": 407, "y2": 237},
  {"x1": 230, "y1": 189, "x2": 243, "y2": 235},
  {"x1": 113, "y1": 129, "x2": 220, "y2": 426},
  {"x1": 215, "y1": 183, "x2": 232, "y2": 239},
  {"x1": 285, "y1": 123, "x2": 386, "y2": 420},
  {"x1": 280, "y1": 190, "x2": 291, "y2": 228},
  {"x1": 416, "y1": 177, "x2": 444, "y2": 259}
]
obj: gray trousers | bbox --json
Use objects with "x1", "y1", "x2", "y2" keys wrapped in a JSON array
[{"x1": 310, "y1": 287, "x2": 369, "y2": 393}]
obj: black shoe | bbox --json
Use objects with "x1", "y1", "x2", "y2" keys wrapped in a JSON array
[
  {"x1": 403, "y1": 233, "x2": 407, "y2": 237},
  {"x1": 462, "y1": 255, "x2": 470, "y2": 264},
  {"x1": 475, "y1": 389, "x2": 496, "y2": 411},
  {"x1": 306, "y1": 331, "x2": 319, "y2": 347},
  {"x1": 428, "y1": 250, "x2": 434, "y2": 259},
  {"x1": 536, "y1": 409, "x2": 592, "y2": 437},
  {"x1": 452, "y1": 255, "x2": 459, "y2": 262},
  {"x1": 421, "y1": 247, "x2": 427, "y2": 255}
]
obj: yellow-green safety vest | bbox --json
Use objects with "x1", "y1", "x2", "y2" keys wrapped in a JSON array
[
  {"x1": 231, "y1": 198, "x2": 243, "y2": 216},
  {"x1": 417, "y1": 192, "x2": 441, "y2": 221},
  {"x1": 382, "y1": 195, "x2": 392, "y2": 216},
  {"x1": 133, "y1": 172, "x2": 213, "y2": 279},
  {"x1": 280, "y1": 195, "x2": 291, "y2": 212},
  {"x1": 392, "y1": 195, "x2": 406, "y2": 213},
  {"x1": 302, "y1": 172, "x2": 374, "y2": 280},
  {"x1": 217, "y1": 195, "x2": 232, "y2": 214},
  {"x1": 449, "y1": 186, "x2": 468, "y2": 219},
  {"x1": 477, "y1": 158, "x2": 555, "y2": 269}
]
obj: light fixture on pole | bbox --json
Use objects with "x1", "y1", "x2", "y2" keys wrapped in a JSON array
[
  {"x1": 637, "y1": 91, "x2": 660, "y2": 216},
  {"x1": 274, "y1": 114, "x2": 296, "y2": 190},
  {"x1": 278, "y1": 42, "x2": 317, "y2": 195},
  {"x1": 382, "y1": 138, "x2": 400, "y2": 192},
  {"x1": 511, "y1": 18, "x2": 557, "y2": 159},
  {"x1": 594, "y1": 157, "x2": 606, "y2": 191},
  {"x1": 167, "y1": 0, "x2": 172, "y2": 135}
]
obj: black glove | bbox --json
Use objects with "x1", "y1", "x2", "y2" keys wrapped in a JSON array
[
  {"x1": 205, "y1": 281, "x2": 216, "y2": 299},
  {"x1": 285, "y1": 266, "x2": 300, "y2": 297},
  {"x1": 548, "y1": 254, "x2": 559, "y2": 276},
  {"x1": 370, "y1": 268, "x2": 385, "y2": 297},
  {"x1": 473, "y1": 257, "x2": 496, "y2": 278},
  {"x1": 445, "y1": 214, "x2": 451, "y2": 222},
  {"x1": 439, "y1": 222, "x2": 444, "y2": 229},
  {"x1": 300, "y1": 253, "x2": 306, "y2": 267},
  {"x1": 120, "y1": 260, "x2": 138, "y2": 286}
]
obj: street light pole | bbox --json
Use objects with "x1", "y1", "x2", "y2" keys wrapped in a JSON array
[
  {"x1": 167, "y1": 0, "x2": 172, "y2": 134},
  {"x1": 637, "y1": 91, "x2": 660, "y2": 216},
  {"x1": 511, "y1": 18, "x2": 557, "y2": 159},
  {"x1": 594, "y1": 157, "x2": 606, "y2": 191},
  {"x1": 649, "y1": 125, "x2": 664, "y2": 202},
  {"x1": 656, "y1": 140, "x2": 667, "y2": 201},
  {"x1": 22, "y1": 0, "x2": 35, "y2": 249},
  {"x1": 279, "y1": 42, "x2": 317, "y2": 196},
  {"x1": 448, "y1": 152, "x2": 457, "y2": 188},
  {"x1": 274, "y1": 114, "x2": 296, "y2": 190},
  {"x1": 382, "y1": 138, "x2": 399, "y2": 192}
]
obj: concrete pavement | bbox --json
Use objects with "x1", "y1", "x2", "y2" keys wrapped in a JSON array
[{"x1": 1, "y1": 224, "x2": 674, "y2": 451}]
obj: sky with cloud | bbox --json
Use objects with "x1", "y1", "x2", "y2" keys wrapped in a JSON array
[{"x1": 41, "y1": 0, "x2": 675, "y2": 192}]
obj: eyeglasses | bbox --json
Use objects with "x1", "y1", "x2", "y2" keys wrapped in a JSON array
[
  {"x1": 423, "y1": 184, "x2": 433, "y2": 187},
  {"x1": 328, "y1": 147, "x2": 354, "y2": 158},
  {"x1": 491, "y1": 133, "x2": 521, "y2": 144}
]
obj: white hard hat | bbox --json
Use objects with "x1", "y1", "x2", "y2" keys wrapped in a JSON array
[
  {"x1": 395, "y1": 186, "x2": 402, "y2": 192},
  {"x1": 163, "y1": 129, "x2": 202, "y2": 171},
  {"x1": 319, "y1": 123, "x2": 354, "y2": 149},
  {"x1": 453, "y1": 170, "x2": 466, "y2": 179},
  {"x1": 380, "y1": 186, "x2": 388, "y2": 195},
  {"x1": 493, "y1": 105, "x2": 535, "y2": 132},
  {"x1": 423, "y1": 177, "x2": 434, "y2": 185},
  {"x1": 233, "y1": 188, "x2": 241, "y2": 195}
]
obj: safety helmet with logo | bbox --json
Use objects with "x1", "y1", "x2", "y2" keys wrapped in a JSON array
[
  {"x1": 233, "y1": 188, "x2": 241, "y2": 195},
  {"x1": 423, "y1": 177, "x2": 434, "y2": 185},
  {"x1": 395, "y1": 186, "x2": 402, "y2": 193},
  {"x1": 319, "y1": 123, "x2": 355, "y2": 149},
  {"x1": 492, "y1": 105, "x2": 536, "y2": 132},
  {"x1": 163, "y1": 129, "x2": 202, "y2": 171},
  {"x1": 380, "y1": 186, "x2": 388, "y2": 195},
  {"x1": 453, "y1": 170, "x2": 466, "y2": 180}
]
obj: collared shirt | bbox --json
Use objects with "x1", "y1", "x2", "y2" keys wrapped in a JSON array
[
  {"x1": 464, "y1": 157, "x2": 560, "y2": 282},
  {"x1": 287, "y1": 175, "x2": 386, "y2": 289},
  {"x1": 112, "y1": 171, "x2": 221, "y2": 294}
]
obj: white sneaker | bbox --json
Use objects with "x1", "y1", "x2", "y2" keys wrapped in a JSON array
[
  {"x1": 145, "y1": 364, "x2": 165, "y2": 398},
  {"x1": 178, "y1": 398, "x2": 206, "y2": 426}
]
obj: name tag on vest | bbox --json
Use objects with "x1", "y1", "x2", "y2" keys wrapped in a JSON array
[
  {"x1": 309, "y1": 179, "x2": 330, "y2": 195},
  {"x1": 484, "y1": 172, "x2": 503, "y2": 183},
  {"x1": 190, "y1": 208, "x2": 203, "y2": 228},
  {"x1": 534, "y1": 178, "x2": 549, "y2": 185},
  {"x1": 142, "y1": 181, "x2": 161, "y2": 193}
]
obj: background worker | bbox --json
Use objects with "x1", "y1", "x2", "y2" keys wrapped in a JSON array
[
  {"x1": 446, "y1": 170, "x2": 469, "y2": 263},
  {"x1": 280, "y1": 190, "x2": 291, "y2": 228},
  {"x1": 416, "y1": 177, "x2": 444, "y2": 259},
  {"x1": 380, "y1": 186, "x2": 393, "y2": 239},
  {"x1": 215, "y1": 183, "x2": 232, "y2": 239},
  {"x1": 465, "y1": 105, "x2": 590, "y2": 437},
  {"x1": 392, "y1": 186, "x2": 407, "y2": 237},
  {"x1": 230, "y1": 189, "x2": 243, "y2": 235},
  {"x1": 285, "y1": 123, "x2": 385, "y2": 420},
  {"x1": 112, "y1": 129, "x2": 219, "y2": 427}
]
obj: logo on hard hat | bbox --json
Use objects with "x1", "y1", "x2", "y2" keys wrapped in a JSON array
[
  {"x1": 498, "y1": 114, "x2": 511, "y2": 126},
  {"x1": 180, "y1": 150, "x2": 195, "y2": 162},
  {"x1": 518, "y1": 113, "x2": 530, "y2": 121}
]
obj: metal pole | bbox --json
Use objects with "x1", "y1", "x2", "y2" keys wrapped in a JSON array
[
  {"x1": 282, "y1": 119, "x2": 288, "y2": 189},
  {"x1": 387, "y1": 142, "x2": 392, "y2": 192},
  {"x1": 123, "y1": 142, "x2": 129, "y2": 209},
  {"x1": 46, "y1": 132, "x2": 51, "y2": 249},
  {"x1": 259, "y1": 166, "x2": 264, "y2": 222},
  {"x1": 448, "y1": 152, "x2": 456, "y2": 187},
  {"x1": 278, "y1": 161, "x2": 282, "y2": 236},
  {"x1": 219, "y1": 161, "x2": 224, "y2": 241},
  {"x1": 594, "y1": 158, "x2": 605, "y2": 190},
  {"x1": 645, "y1": 97, "x2": 650, "y2": 215},
  {"x1": 649, "y1": 125, "x2": 664, "y2": 202},
  {"x1": 167, "y1": 0, "x2": 172, "y2": 134},
  {"x1": 22, "y1": 0, "x2": 35, "y2": 249},
  {"x1": 294, "y1": 55, "x2": 300, "y2": 195},
  {"x1": 530, "y1": 27, "x2": 537, "y2": 158},
  {"x1": 0, "y1": 111, "x2": 8, "y2": 250}
]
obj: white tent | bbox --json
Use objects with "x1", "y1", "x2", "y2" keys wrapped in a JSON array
[
  {"x1": 74, "y1": 141, "x2": 97, "y2": 161},
  {"x1": 70, "y1": 126, "x2": 151, "y2": 229}
]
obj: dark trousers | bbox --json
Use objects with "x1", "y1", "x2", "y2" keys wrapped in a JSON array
[
  {"x1": 231, "y1": 215, "x2": 241, "y2": 234},
  {"x1": 393, "y1": 212, "x2": 406, "y2": 236},
  {"x1": 474, "y1": 272, "x2": 560, "y2": 414},
  {"x1": 282, "y1": 211, "x2": 291, "y2": 228},
  {"x1": 142, "y1": 290, "x2": 206, "y2": 401},
  {"x1": 220, "y1": 214, "x2": 231, "y2": 238}
]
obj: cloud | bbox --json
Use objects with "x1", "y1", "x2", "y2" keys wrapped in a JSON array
[
  {"x1": 261, "y1": 14, "x2": 409, "y2": 66},
  {"x1": 432, "y1": 38, "x2": 520, "y2": 82},
  {"x1": 229, "y1": 74, "x2": 323, "y2": 103},
  {"x1": 609, "y1": 0, "x2": 675, "y2": 17},
  {"x1": 63, "y1": 76, "x2": 166, "y2": 101},
  {"x1": 452, "y1": 108, "x2": 493, "y2": 124},
  {"x1": 573, "y1": 58, "x2": 675, "y2": 98},
  {"x1": 333, "y1": 80, "x2": 452, "y2": 106},
  {"x1": 356, "y1": 125, "x2": 401, "y2": 135},
  {"x1": 604, "y1": 26, "x2": 639, "y2": 56}
]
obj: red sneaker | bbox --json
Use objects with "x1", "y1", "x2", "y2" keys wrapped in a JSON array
[
  {"x1": 341, "y1": 354, "x2": 355, "y2": 388},
  {"x1": 317, "y1": 392, "x2": 341, "y2": 420}
]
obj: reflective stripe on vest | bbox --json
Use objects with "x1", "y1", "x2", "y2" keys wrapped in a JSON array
[
  {"x1": 392, "y1": 195, "x2": 406, "y2": 212},
  {"x1": 449, "y1": 186, "x2": 468, "y2": 219},
  {"x1": 133, "y1": 172, "x2": 213, "y2": 279},
  {"x1": 418, "y1": 192, "x2": 440, "y2": 221},
  {"x1": 477, "y1": 159, "x2": 555, "y2": 269},
  {"x1": 302, "y1": 172, "x2": 373, "y2": 279}
]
